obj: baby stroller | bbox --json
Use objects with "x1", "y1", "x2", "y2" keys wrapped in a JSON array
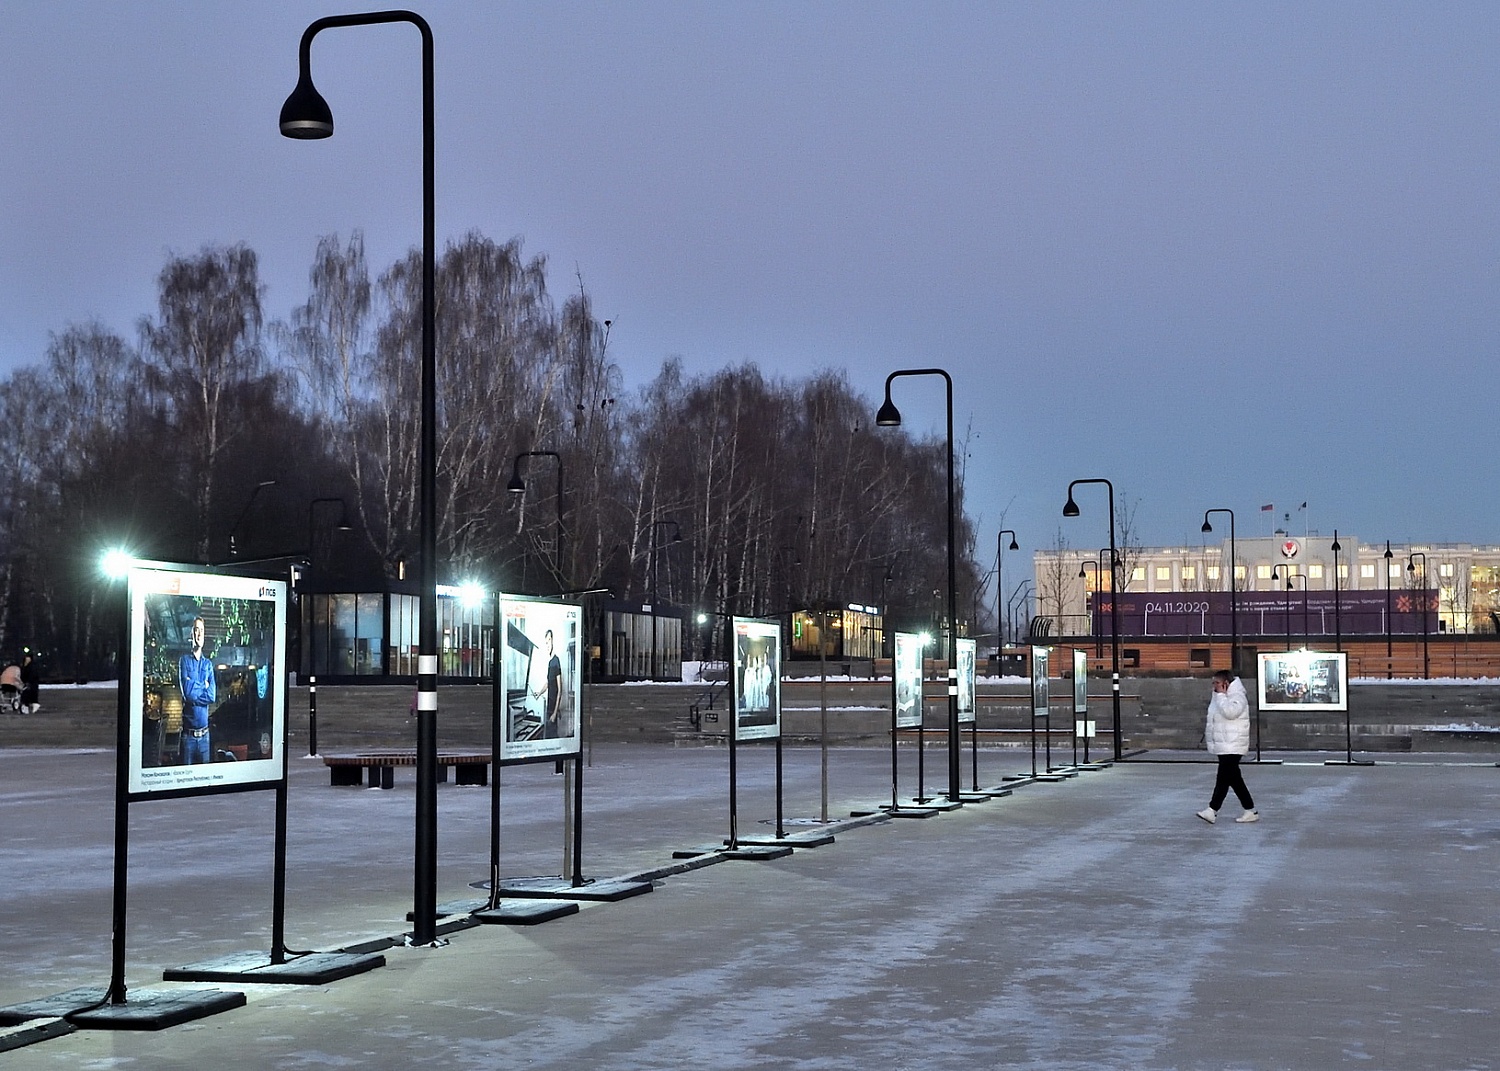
[{"x1": 0, "y1": 664, "x2": 22, "y2": 715}]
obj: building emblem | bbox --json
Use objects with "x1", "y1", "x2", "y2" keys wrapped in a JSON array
[{"x1": 1281, "y1": 539, "x2": 1300, "y2": 558}]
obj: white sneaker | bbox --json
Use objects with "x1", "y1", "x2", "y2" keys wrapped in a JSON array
[
  {"x1": 1196, "y1": 808, "x2": 1217, "y2": 824},
  {"x1": 1235, "y1": 810, "x2": 1260, "y2": 823}
]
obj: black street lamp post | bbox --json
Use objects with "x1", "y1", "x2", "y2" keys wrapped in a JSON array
[
  {"x1": 227, "y1": 479, "x2": 278, "y2": 560},
  {"x1": 1008, "y1": 581, "x2": 1032, "y2": 646},
  {"x1": 1407, "y1": 552, "x2": 1430, "y2": 679},
  {"x1": 996, "y1": 529, "x2": 1018, "y2": 664},
  {"x1": 1287, "y1": 573, "x2": 1310, "y2": 646},
  {"x1": 649, "y1": 520, "x2": 682, "y2": 679},
  {"x1": 1201, "y1": 509, "x2": 1237, "y2": 674},
  {"x1": 1078, "y1": 558, "x2": 1101, "y2": 646},
  {"x1": 508, "y1": 451, "x2": 565, "y2": 586},
  {"x1": 1063, "y1": 479, "x2": 1122, "y2": 761},
  {"x1": 1384, "y1": 541, "x2": 1394, "y2": 679},
  {"x1": 304, "y1": 497, "x2": 352, "y2": 758},
  {"x1": 281, "y1": 9, "x2": 441, "y2": 944},
  {"x1": 1331, "y1": 531, "x2": 1343, "y2": 652},
  {"x1": 876, "y1": 368, "x2": 961, "y2": 802},
  {"x1": 1270, "y1": 565, "x2": 1295, "y2": 651}
]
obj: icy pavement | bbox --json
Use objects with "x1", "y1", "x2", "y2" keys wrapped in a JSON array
[{"x1": 3, "y1": 744, "x2": 1500, "y2": 1068}]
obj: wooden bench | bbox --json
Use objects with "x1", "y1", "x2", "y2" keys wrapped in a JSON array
[{"x1": 323, "y1": 751, "x2": 491, "y2": 789}]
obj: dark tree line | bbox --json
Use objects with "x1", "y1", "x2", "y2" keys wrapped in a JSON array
[{"x1": 0, "y1": 235, "x2": 982, "y2": 678}]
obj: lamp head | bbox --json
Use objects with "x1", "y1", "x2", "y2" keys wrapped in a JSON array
[
  {"x1": 1078, "y1": 566, "x2": 1086, "y2": 578},
  {"x1": 875, "y1": 398, "x2": 902, "y2": 427},
  {"x1": 1331, "y1": 538, "x2": 1341, "y2": 552},
  {"x1": 1201, "y1": 520, "x2": 1213, "y2": 533},
  {"x1": 1009, "y1": 537, "x2": 1019, "y2": 551},
  {"x1": 506, "y1": 475, "x2": 526, "y2": 494},
  {"x1": 279, "y1": 73, "x2": 334, "y2": 139},
  {"x1": 1384, "y1": 541, "x2": 1393, "y2": 559},
  {"x1": 1062, "y1": 496, "x2": 1080, "y2": 518}
]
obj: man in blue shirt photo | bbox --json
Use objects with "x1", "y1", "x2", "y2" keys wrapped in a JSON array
[{"x1": 178, "y1": 616, "x2": 216, "y2": 764}]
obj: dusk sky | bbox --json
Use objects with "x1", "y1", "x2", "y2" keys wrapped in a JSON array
[{"x1": 4, "y1": 2, "x2": 1498, "y2": 579}]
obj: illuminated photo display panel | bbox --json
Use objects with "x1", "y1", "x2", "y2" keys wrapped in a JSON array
[
  {"x1": 128, "y1": 567, "x2": 287, "y2": 797},
  {"x1": 893, "y1": 632, "x2": 924, "y2": 730},
  {"x1": 499, "y1": 597, "x2": 583, "y2": 762},
  {"x1": 1031, "y1": 645, "x2": 1050, "y2": 719},
  {"x1": 733, "y1": 617, "x2": 782, "y2": 741},
  {"x1": 1072, "y1": 648, "x2": 1088, "y2": 715},
  {"x1": 1257, "y1": 650, "x2": 1348, "y2": 712},
  {"x1": 956, "y1": 637, "x2": 976, "y2": 724}
]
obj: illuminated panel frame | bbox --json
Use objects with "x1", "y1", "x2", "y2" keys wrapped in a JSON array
[{"x1": 127, "y1": 565, "x2": 287, "y2": 799}]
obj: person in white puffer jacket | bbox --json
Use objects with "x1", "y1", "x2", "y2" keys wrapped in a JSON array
[{"x1": 1197, "y1": 670, "x2": 1259, "y2": 824}]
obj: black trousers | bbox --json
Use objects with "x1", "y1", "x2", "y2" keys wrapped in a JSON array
[{"x1": 1210, "y1": 753, "x2": 1255, "y2": 811}]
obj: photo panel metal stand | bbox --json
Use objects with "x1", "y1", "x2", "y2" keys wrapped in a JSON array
[
  {"x1": 0, "y1": 564, "x2": 381, "y2": 1033},
  {"x1": 1252, "y1": 650, "x2": 1370, "y2": 767},
  {"x1": 954, "y1": 637, "x2": 998, "y2": 801},
  {"x1": 883, "y1": 632, "x2": 940, "y2": 817},
  {"x1": 728, "y1": 616, "x2": 834, "y2": 850},
  {"x1": 719, "y1": 617, "x2": 795, "y2": 858},
  {"x1": 473, "y1": 595, "x2": 649, "y2": 919},
  {"x1": 1029, "y1": 646, "x2": 1073, "y2": 782},
  {"x1": 1071, "y1": 647, "x2": 1108, "y2": 771}
]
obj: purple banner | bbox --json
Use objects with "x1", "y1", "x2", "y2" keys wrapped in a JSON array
[{"x1": 1088, "y1": 589, "x2": 1436, "y2": 639}]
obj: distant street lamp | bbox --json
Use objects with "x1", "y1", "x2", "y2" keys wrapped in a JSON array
[
  {"x1": 1271, "y1": 564, "x2": 1296, "y2": 650},
  {"x1": 1384, "y1": 541, "x2": 1395, "y2": 679},
  {"x1": 1078, "y1": 558, "x2": 1100, "y2": 638},
  {"x1": 1008, "y1": 580, "x2": 1032, "y2": 646},
  {"x1": 1201, "y1": 508, "x2": 1237, "y2": 674},
  {"x1": 508, "y1": 451, "x2": 565, "y2": 585},
  {"x1": 996, "y1": 529, "x2": 1018, "y2": 660},
  {"x1": 280, "y1": 9, "x2": 441, "y2": 945},
  {"x1": 1407, "y1": 551, "x2": 1430, "y2": 679},
  {"x1": 306, "y1": 496, "x2": 352, "y2": 568},
  {"x1": 1331, "y1": 531, "x2": 1343, "y2": 652},
  {"x1": 649, "y1": 519, "x2": 683, "y2": 679},
  {"x1": 876, "y1": 368, "x2": 961, "y2": 802},
  {"x1": 1063, "y1": 478, "x2": 1122, "y2": 761},
  {"x1": 1287, "y1": 573, "x2": 1310, "y2": 646},
  {"x1": 227, "y1": 480, "x2": 278, "y2": 560}
]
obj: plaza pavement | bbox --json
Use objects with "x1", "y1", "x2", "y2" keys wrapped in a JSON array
[{"x1": 2, "y1": 742, "x2": 1500, "y2": 1069}]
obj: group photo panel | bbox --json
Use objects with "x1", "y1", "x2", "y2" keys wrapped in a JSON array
[
  {"x1": 1257, "y1": 650, "x2": 1348, "y2": 712},
  {"x1": 893, "y1": 632, "x2": 924, "y2": 730},
  {"x1": 733, "y1": 617, "x2": 782, "y2": 741}
]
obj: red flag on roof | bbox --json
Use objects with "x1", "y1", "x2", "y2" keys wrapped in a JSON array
[{"x1": 1261, "y1": 504, "x2": 1273, "y2": 511}]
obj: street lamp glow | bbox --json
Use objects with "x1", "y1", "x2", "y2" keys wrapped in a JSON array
[
  {"x1": 100, "y1": 548, "x2": 136, "y2": 580},
  {"x1": 919, "y1": 631, "x2": 933, "y2": 647},
  {"x1": 457, "y1": 581, "x2": 486, "y2": 610}
]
